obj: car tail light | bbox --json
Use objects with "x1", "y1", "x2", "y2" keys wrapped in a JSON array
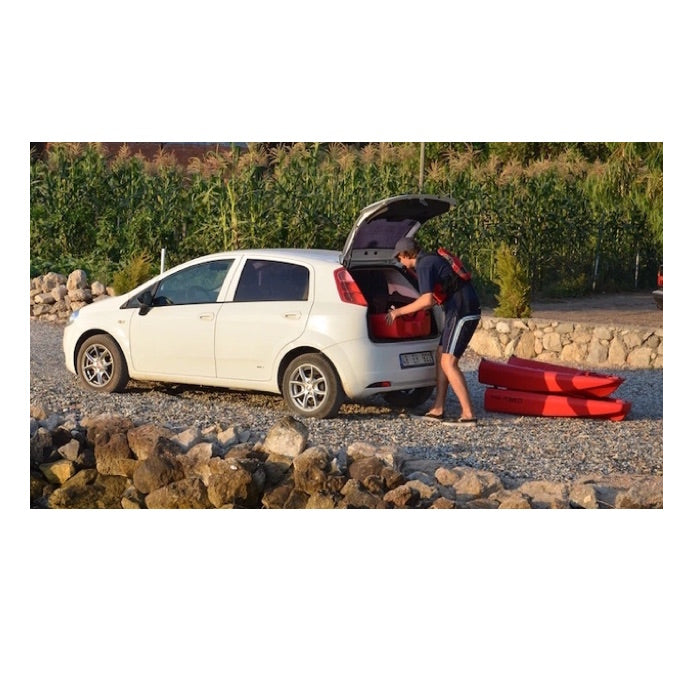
[{"x1": 334, "y1": 268, "x2": 367, "y2": 306}]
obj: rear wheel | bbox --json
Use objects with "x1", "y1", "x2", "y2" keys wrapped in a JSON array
[
  {"x1": 383, "y1": 386, "x2": 433, "y2": 409},
  {"x1": 76, "y1": 334, "x2": 129, "y2": 393},
  {"x1": 282, "y1": 353, "x2": 344, "y2": 419}
]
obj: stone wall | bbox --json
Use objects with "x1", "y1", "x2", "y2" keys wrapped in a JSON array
[
  {"x1": 30, "y1": 270, "x2": 663, "y2": 369},
  {"x1": 470, "y1": 316, "x2": 663, "y2": 370}
]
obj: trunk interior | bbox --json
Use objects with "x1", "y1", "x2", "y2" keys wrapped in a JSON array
[{"x1": 350, "y1": 266, "x2": 439, "y2": 341}]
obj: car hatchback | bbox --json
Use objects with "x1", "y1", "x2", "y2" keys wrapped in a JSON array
[{"x1": 63, "y1": 194, "x2": 454, "y2": 418}]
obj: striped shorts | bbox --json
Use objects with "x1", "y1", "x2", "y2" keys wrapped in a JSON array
[{"x1": 441, "y1": 312, "x2": 481, "y2": 358}]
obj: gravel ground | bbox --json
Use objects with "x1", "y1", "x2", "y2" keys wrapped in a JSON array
[{"x1": 30, "y1": 318, "x2": 663, "y2": 489}]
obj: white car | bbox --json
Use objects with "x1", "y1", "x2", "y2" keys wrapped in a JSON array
[{"x1": 63, "y1": 194, "x2": 453, "y2": 418}]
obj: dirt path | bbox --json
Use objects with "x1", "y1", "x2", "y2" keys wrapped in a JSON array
[{"x1": 482, "y1": 292, "x2": 662, "y2": 327}]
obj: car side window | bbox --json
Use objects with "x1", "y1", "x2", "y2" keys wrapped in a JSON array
[
  {"x1": 154, "y1": 260, "x2": 233, "y2": 305},
  {"x1": 234, "y1": 260, "x2": 309, "y2": 302}
]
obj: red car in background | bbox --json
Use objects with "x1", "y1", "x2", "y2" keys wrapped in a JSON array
[{"x1": 652, "y1": 266, "x2": 663, "y2": 309}]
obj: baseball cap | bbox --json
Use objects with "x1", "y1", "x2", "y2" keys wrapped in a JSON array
[{"x1": 393, "y1": 236, "x2": 417, "y2": 257}]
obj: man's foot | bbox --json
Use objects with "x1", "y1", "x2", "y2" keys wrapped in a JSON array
[
  {"x1": 413, "y1": 410, "x2": 444, "y2": 421},
  {"x1": 444, "y1": 417, "x2": 478, "y2": 426}
]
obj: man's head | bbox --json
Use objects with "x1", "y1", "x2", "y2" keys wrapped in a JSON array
[{"x1": 393, "y1": 236, "x2": 420, "y2": 262}]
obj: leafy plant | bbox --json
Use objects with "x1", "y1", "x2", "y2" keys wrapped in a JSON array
[
  {"x1": 111, "y1": 251, "x2": 157, "y2": 295},
  {"x1": 494, "y1": 243, "x2": 531, "y2": 318}
]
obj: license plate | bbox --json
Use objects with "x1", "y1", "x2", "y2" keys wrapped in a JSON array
[{"x1": 399, "y1": 351, "x2": 435, "y2": 369}]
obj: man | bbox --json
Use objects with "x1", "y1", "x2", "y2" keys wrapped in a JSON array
[{"x1": 385, "y1": 236, "x2": 481, "y2": 425}]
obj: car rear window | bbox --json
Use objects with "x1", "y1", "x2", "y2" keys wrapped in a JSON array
[{"x1": 234, "y1": 260, "x2": 309, "y2": 302}]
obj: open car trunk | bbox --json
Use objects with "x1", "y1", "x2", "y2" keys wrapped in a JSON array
[
  {"x1": 341, "y1": 194, "x2": 454, "y2": 342},
  {"x1": 350, "y1": 265, "x2": 439, "y2": 341}
]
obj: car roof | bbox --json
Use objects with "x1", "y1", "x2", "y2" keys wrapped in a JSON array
[{"x1": 172, "y1": 248, "x2": 341, "y2": 268}]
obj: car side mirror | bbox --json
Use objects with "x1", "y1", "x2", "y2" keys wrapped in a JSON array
[{"x1": 138, "y1": 290, "x2": 153, "y2": 315}]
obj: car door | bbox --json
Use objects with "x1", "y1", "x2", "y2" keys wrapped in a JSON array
[
  {"x1": 129, "y1": 259, "x2": 234, "y2": 379},
  {"x1": 215, "y1": 257, "x2": 312, "y2": 382}
]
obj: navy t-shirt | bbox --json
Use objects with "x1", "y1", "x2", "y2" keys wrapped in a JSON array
[{"x1": 415, "y1": 251, "x2": 480, "y2": 317}]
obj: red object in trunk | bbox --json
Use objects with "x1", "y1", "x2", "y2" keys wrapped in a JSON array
[{"x1": 369, "y1": 310, "x2": 431, "y2": 339}]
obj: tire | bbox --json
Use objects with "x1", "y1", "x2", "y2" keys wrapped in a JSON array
[
  {"x1": 383, "y1": 386, "x2": 434, "y2": 409},
  {"x1": 76, "y1": 334, "x2": 129, "y2": 393},
  {"x1": 282, "y1": 353, "x2": 344, "y2": 419}
]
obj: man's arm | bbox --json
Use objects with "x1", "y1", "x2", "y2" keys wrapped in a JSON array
[{"x1": 385, "y1": 292, "x2": 434, "y2": 325}]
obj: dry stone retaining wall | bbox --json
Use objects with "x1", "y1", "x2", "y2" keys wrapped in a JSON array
[
  {"x1": 30, "y1": 270, "x2": 662, "y2": 369},
  {"x1": 470, "y1": 316, "x2": 663, "y2": 370}
]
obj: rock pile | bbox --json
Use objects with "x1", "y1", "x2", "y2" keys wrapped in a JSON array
[
  {"x1": 30, "y1": 409, "x2": 663, "y2": 509},
  {"x1": 30, "y1": 270, "x2": 113, "y2": 322}
]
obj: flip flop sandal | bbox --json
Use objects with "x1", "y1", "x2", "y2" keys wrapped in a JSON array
[
  {"x1": 414, "y1": 411, "x2": 444, "y2": 421},
  {"x1": 445, "y1": 417, "x2": 478, "y2": 426}
]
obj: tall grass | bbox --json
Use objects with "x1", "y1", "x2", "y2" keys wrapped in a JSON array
[{"x1": 30, "y1": 142, "x2": 662, "y2": 298}]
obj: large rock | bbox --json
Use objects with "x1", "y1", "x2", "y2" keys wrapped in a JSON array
[
  {"x1": 347, "y1": 456, "x2": 385, "y2": 485},
  {"x1": 293, "y1": 446, "x2": 331, "y2": 495},
  {"x1": 207, "y1": 468, "x2": 260, "y2": 508},
  {"x1": 132, "y1": 437, "x2": 186, "y2": 494},
  {"x1": 30, "y1": 427, "x2": 55, "y2": 465},
  {"x1": 518, "y1": 480, "x2": 569, "y2": 509},
  {"x1": 340, "y1": 479, "x2": 386, "y2": 508},
  {"x1": 67, "y1": 269, "x2": 88, "y2": 291},
  {"x1": 383, "y1": 484, "x2": 420, "y2": 508},
  {"x1": 573, "y1": 474, "x2": 662, "y2": 509},
  {"x1": 48, "y1": 471, "x2": 129, "y2": 509},
  {"x1": 39, "y1": 459, "x2": 75, "y2": 485},
  {"x1": 262, "y1": 416, "x2": 308, "y2": 458},
  {"x1": 127, "y1": 424, "x2": 174, "y2": 460},
  {"x1": 452, "y1": 468, "x2": 503, "y2": 501},
  {"x1": 145, "y1": 477, "x2": 212, "y2": 509}
]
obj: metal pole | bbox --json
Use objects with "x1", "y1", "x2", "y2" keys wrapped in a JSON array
[
  {"x1": 161, "y1": 248, "x2": 166, "y2": 274},
  {"x1": 419, "y1": 142, "x2": 425, "y2": 192}
]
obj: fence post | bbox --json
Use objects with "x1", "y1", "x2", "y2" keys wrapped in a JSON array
[{"x1": 418, "y1": 142, "x2": 425, "y2": 192}]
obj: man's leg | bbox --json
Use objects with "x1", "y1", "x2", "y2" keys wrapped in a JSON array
[
  {"x1": 426, "y1": 345, "x2": 448, "y2": 416},
  {"x1": 441, "y1": 351, "x2": 476, "y2": 420}
]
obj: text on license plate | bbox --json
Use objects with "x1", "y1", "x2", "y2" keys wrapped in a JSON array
[{"x1": 400, "y1": 351, "x2": 435, "y2": 369}]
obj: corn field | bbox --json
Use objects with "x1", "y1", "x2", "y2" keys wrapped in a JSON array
[{"x1": 29, "y1": 142, "x2": 663, "y2": 301}]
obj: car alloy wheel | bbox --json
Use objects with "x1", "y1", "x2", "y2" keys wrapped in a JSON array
[
  {"x1": 77, "y1": 334, "x2": 129, "y2": 393},
  {"x1": 282, "y1": 353, "x2": 344, "y2": 419}
]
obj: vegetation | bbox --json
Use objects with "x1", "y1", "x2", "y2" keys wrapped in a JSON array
[
  {"x1": 493, "y1": 243, "x2": 532, "y2": 318},
  {"x1": 111, "y1": 251, "x2": 156, "y2": 295},
  {"x1": 29, "y1": 142, "x2": 663, "y2": 304}
]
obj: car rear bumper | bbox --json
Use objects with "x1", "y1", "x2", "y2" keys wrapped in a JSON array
[{"x1": 324, "y1": 337, "x2": 438, "y2": 399}]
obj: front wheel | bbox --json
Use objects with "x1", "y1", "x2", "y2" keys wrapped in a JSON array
[
  {"x1": 383, "y1": 386, "x2": 434, "y2": 409},
  {"x1": 76, "y1": 334, "x2": 129, "y2": 393},
  {"x1": 282, "y1": 353, "x2": 345, "y2": 419}
]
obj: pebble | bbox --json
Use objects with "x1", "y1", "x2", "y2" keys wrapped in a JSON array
[{"x1": 31, "y1": 320, "x2": 663, "y2": 488}]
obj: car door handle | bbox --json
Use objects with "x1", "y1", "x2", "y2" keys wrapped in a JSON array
[
  {"x1": 284, "y1": 312, "x2": 301, "y2": 320},
  {"x1": 199, "y1": 313, "x2": 215, "y2": 321}
]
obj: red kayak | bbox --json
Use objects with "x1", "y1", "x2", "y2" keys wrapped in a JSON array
[
  {"x1": 478, "y1": 357, "x2": 624, "y2": 398},
  {"x1": 507, "y1": 356, "x2": 622, "y2": 378},
  {"x1": 484, "y1": 388, "x2": 631, "y2": 421}
]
